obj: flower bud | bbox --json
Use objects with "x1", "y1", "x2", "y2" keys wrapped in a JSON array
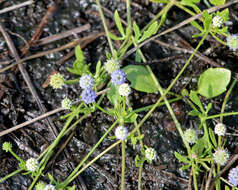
[
  {"x1": 61, "y1": 98, "x2": 72, "y2": 110},
  {"x1": 104, "y1": 59, "x2": 120, "y2": 74},
  {"x1": 49, "y1": 73, "x2": 65, "y2": 89},
  {"x1": 184, "y1": 129, "x2": 198, "y2": 144}
]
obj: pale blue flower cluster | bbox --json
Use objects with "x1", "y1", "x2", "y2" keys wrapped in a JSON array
[
  {"x1": 111, "y1": 70, "x2": 126, "y2": 85},
  {"x1": 79, "y1": 75, "x2": 97, "y2": 104},
  {"x1": 228, "y1": 166, "x2": 238, "y2": 187}
]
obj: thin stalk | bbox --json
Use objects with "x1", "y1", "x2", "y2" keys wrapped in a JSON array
[
  {"x1": 95, "y1": 0, "x2": 115, "y2": 57},
  {"x1": 206, "y1": 112, "x2": 238, "y2": 120},
  {"x1": 62, "y1": 120, "x2": 118, "y2": 187},
  {"x1": 192, "y1": 162, "x2": 198, "y2": 190},
  {"x1": 94, "y1": 103, "x2": 111, "y2": 115},
  {"x1": 126, "y1": 0, "x2": 131, "y2": 30},
  {"x1": 211, "y1": 32, "x2": 227, "y2": 46},
  {"x1": 133, "y1": 97, "x2": 182, "y2": 113},
  {"x1": 220, "y1": 79, "x2": 237, "y2": 122},
  {"x1": 28, "y1": 116, "x2": 75, "y2": 190},
  {"x1": 0, "y1": 169, "x2": 23, "y2": 183},
  {"x1": 138, "y1": 160, "x2": 144, "y2": 190},
  {"x1": 65, "y1": 140, "x2": 121, "y2": 185},
  {"x1": 121, "y1": 140, "x2": 126, "y2": 190},
  {"x1": 9, "y1": 150, "x2": 23, "y2": 163}
]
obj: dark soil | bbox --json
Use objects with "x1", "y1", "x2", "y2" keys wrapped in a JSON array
[{"x1": 0, "y1": 0, "x2": 238, "y2": 190}]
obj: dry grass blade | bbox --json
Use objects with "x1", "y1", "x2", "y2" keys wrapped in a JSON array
[{"x1": 0, "y1": 0, "x2": 33, "y2": 15}]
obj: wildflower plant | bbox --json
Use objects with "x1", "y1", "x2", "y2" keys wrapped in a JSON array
[{"x1": 2, "y1": 0, "x2": 238, "y2": 190}]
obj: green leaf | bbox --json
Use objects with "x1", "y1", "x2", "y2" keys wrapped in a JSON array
[
  {"x1": 189, "y1": 90, "x2": 204, "y2": 112},
  {"x1": 75, "y1": 45, "x2": 84, "y2": 63},
  {"x1": 209, "y1": 128, "x2": 217, "y2": 148},
  {"x1": 174, "y1": 152, "x2": 189, "y2": 163},
  {"x1": 66, "y1": 60, "x2": 89, "y2": 75},
  {"x1": 205, "y1": 103, "x2": 212, "y2": 114},
  {"x1": 67, "y1": 186, "x2": 76, "y2": 190},
  {"x1": 180, "y1": 164, "x2": 191, "y2": 171},
  {"x1": 192, "y1": 138, "x2": 204, "y2": 155},
  {"x1": 138, "y1": 21, "x2": 158, "y2": 43},
  {"x1": 109, "y1": 32, "x2": 124, "y2": 41},
  {"x1": 188, "y1": 110, "x2": 201, "y2": 116},
  {"x1": 203, "y1": 11, "x2": 212, "y2": 31},
  {"x1": 114, "y1": 10, "x2": 125, "y2": 37},
  {"x1": 225, "y1": 185, "x2": 230, "y2": 190},
  {"x1": 106, "y1": 84, "x2": 122, "y2": 105},
  {"x1": 124, "y1": 112, "x2": 138, "y2": 123},
  {"x1": 133, "y1": 21, "x2": 141, "y2": 42},
  {"x1": 123, "y1": 65, "x2": 158, "y2": 93},
  {"x1": 209, "y1": 0, "x2": 225, "y2": 6},
  {"x1": 190, "y1": 21, "x2": 203, "y2": 32},
  {"x1": 197, "y1": 68, "x2": 231, "y2": 98}
]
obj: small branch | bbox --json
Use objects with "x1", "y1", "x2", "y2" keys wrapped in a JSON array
[
  {"x1": 0, "y1": 108, "x2": 63, "y2": 137},
  {"x1": 36, "y1": 24, "x2": 91, "y2": 46},
  {"x1": 0, "y1": 0, "x2": 33, "y2": 15}
]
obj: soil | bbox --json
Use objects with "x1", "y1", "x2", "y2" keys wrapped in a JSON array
[{"x1": 0, "y1": 0, "x2": 238, "y2": 190}]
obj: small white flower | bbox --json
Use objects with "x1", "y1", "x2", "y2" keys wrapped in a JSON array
[
  {"x1": 213, "y1": 148, "x2": 229, "y2": 166},
  {"x1": 145, "y1": 147, "x2": 157, "y2": 162},
  {"x1": 104, "y1": 59, "x2": 120, "y2": 74},
  {"x1": 212, "y1": 15, "x2": 223, "y2": 28},
  {"x1": 49, "y1": 73, "x2": 65, "y2": 89},
  {"x1": 118, "y1": 83, "x2": 131, "y2": 97},
  {"x1": 184, "y1": 129, "x2": 198, "y2": 144},
  {"x1": 43, "y1": 184, "x2": 56, "y2": 190},
  {"x1": 214, "y1": 123, "x2": 226, "y2": 136},
  {"x1": 115, "y1": 126, "x2": 128, "y2": 141},
  {"x1": 26, "y1": 158, "x2": 38, "y2": 172},
  {"x1": 61, "y1": 98, "x2": 72, "y2": 110}
]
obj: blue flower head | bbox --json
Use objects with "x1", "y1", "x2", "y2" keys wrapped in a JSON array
[
  {"x1": 81, "y1": 89, "x2": 97, "y2": 104},
  {"x1": 111, "y1": 70, "x2": 126, "y2": 85},
  {"x1": 79, "y1": 75, "x2": 94, "y2": 89},
  {"x1": 228, "y1": 166, "x2": 238, "y2": 187}
]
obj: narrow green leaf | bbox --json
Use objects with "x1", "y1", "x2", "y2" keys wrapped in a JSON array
[
  {"x1": 209, "y1": 128, "x2": 217, "y2": 148},
  {"x1": 209, "y1": 0, "x2": 225, "y2": 6},
  {"x1": 123, "y1": 65, "x2": 158, "y2": 93},
  {"x1": 188, "y1": 110, "x2": 201, "y2": 116},
  {"x1": 198, "y1": 68, "x2": 231, "y2": 98},
  {"x1": 114, "y1": 10, "x2": 125, "y2": 37},
  {"x1": 190, "y1": 21, "x2": 203, "y2": 32},
  {"x1": 109, "y1": 32, "x2": 124, "y2": 41},
  {"x1": 133, "y1": 21, "x2": 141, "y2": 42},
  {"x1": 189, "y1": 90, "x2": 204, "y2": 112},
  {"x1": 139, "y1": 21, "x2": 158, "y2": 43},
  {"x1": 174, "y1": 152, "x2": 189, "y2": 163},
  {"x1": 180, "y1": 164, "x2": 191, "y2": 170},
  {"x1": 75, "y1": 45, "x2": 84, "y2": 63}
]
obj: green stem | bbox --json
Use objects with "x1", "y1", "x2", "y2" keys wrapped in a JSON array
[
  {"x1": 206, "y1": 112, "x2": 238, "y2": 120},
  {"x1": 220, "y1": 79, "x2": 237, "y2": 122},
  {"x1": 192, "y1": 162, "x2": 198, "y2": 190},
  {"x1": 95, "y1": 0, "x2": 115, "y2": 57},
  {"x1": 62, "y1": 120, "x2": 118, "y2": 187},
  {"x1": 133, "y1": 97, "x2": 182, "y2": 113},
  {"x1": 126, "y1": 0, "x2": 131, "y2": 30},
  {"x1": 94, "y1": 103, "x2": 111, "y2": 115},
  {"x1": 65, "y1": 140, "x2": 121, "y2": 185},
  {"x1": 138, "y1": 160, "x2": 144, "y2": 190},
  {"x1": 0, "y1": 169, "x2": 23, "y2": 183},
  {"x1": 121, "y1": 140, "x2": 126, "y2": 190},
  {"x1": 9, "y1": 150, "x2": 23, "y2": 163}
]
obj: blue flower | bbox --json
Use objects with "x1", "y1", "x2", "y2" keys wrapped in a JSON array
[
  {"x1": 111, "y1": 70, "x2": 126, "y2": 85},
  {"x1": 81, "y1": 89, "x2": 97, "y2": 104},
  {"x1": 228, "y1": 166, "x2": 238, "y2": 187},
  {"x1": 79, "y1": 75, "x2": 94, "y2": 89}
]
